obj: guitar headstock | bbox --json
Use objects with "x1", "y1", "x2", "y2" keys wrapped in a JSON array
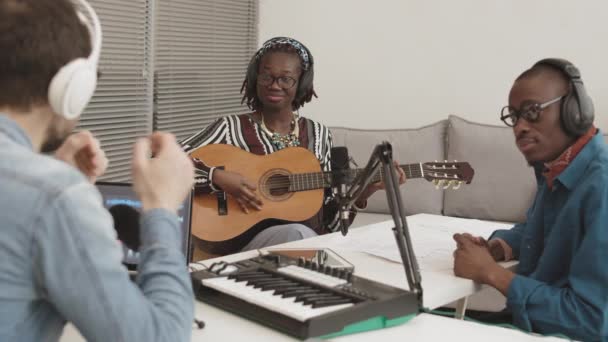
[{"x1": 421, "y1": 161, "x2": 474, "y2": 190}]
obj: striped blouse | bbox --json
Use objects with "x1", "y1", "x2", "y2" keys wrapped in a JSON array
[{"x1": 180, "y1": 113, "x2": 354, "y2": 238}]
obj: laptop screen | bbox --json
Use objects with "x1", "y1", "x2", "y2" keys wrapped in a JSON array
[{"x1": 96, "y1": 182, "x2": 192, "y2": 267}]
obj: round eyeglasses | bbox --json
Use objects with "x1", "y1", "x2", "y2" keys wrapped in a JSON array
[
  {"x1": 257, "y1": 74, "x2": 297, "y2": 90},
  {"x1": 500, "y1": 95, "x2": 564, "y2": 127}
]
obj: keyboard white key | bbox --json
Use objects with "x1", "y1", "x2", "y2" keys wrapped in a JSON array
[
  {"x1": 278, "y1": 265, "x2": 348, "y2": 288},
  {"x1": 202, "y1": 277, "x2": 354, "y2": 322}
]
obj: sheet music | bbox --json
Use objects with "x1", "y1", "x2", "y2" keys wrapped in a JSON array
[{"x1": 327, "y1": 214, "x2": 514, "y2": 271}]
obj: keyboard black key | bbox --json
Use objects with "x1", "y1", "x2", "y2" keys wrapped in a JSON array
[
  {"x1": 250, "y1": 278, "x2": 286, "y2": 288},
  {"x1": 234, "y1": 274, "x2": 271, "y2": 282},
  {"x1": 242, "y1": 275, "x2": 275, "y2": 284},
  {"x1": 282, "y1": 288, "x2": 319, "y2": 298},
  {"x1": 260, "y1": 281, "x2": 299, "y2": 291},
  {"x1": 295, "y1": 293, "x2": 335, "y2": 303},
  {"x1": 273, "y1": 286, "x2": 309, "y2": 295}
]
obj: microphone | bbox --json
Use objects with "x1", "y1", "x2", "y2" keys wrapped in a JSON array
[
  {"x1": 109, "y1": 204, "x2": 141, "y2": 251},
  {"x1": 330, "y1": 146, "x2": 351, "y2": 235}
]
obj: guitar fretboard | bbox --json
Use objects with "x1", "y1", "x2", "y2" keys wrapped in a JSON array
[{"x1": 288, "y1": 163, "x2": 423, "y2": 192}]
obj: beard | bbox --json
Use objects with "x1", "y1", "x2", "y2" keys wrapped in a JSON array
[
  {"x1": 40, "y1": 134, "x2": 67, "y2": 153},
  {"x1": 40, "y1": 116, "x2": 74, "y2": 153}
]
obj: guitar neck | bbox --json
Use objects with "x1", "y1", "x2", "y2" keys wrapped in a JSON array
[{"x1": 289, "y1": 163, "x2": 422, "y2": 192}]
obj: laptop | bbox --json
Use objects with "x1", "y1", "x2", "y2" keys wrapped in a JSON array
[{"x1": 96, "y1": 181, "x2": 193, "y2": 270}]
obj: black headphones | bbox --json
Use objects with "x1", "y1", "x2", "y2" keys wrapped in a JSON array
[
  {"x1": 292, "y1": 39, "x2": 314, "y2": 105},
  {"x1": 533, "y1": 58, "x2": 594, "y2": 136}
]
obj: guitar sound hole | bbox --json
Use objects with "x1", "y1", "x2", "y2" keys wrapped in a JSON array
[{"x1": 266, "y1": 174, "x2": 290, "y2": 197}]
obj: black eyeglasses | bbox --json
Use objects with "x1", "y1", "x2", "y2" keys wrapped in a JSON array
[
  {"x1": 257, "y1": 74, "x2": 297, "y2": 89},
  {"x1": 500, "y1": 95, "x2": 564, "y2": 127}
]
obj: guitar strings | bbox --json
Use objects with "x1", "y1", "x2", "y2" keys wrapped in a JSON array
[
  {"x1": 192, "y1": 164, "x2": 461, "y2": 191},
  {"x1": 191, "y1": 164, "x2": 442, "y2": 179},
  {"x1": 192, "y1": 168, "x2": 449, "y2": 183},
  {"x1": 256, "y1": 169, "x2": 429, "y2": 190}
]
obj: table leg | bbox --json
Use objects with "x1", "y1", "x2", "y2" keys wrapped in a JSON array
[{"x1": 454, "y1": 297, "x2": 468, "y2": 320}]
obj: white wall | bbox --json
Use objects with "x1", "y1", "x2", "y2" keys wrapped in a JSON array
[{"x1": 259, "y1": 0, "x2": 608, "y2": 130}]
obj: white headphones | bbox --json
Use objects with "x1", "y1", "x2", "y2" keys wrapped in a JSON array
[{"x1": 48, "y1": 0, "x2": 102, "y2": 120}]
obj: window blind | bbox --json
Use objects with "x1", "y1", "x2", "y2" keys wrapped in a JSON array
[
  {"x1": 154, "y1": 0, "x2": 258, "y2": 140},
  {"x1": 77, "y1": 0, "x2": 153, "y2": 181}
]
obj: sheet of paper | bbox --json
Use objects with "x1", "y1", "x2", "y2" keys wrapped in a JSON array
[{"x1": 328, "y1": 214, "x2": 514, "y2": 271}]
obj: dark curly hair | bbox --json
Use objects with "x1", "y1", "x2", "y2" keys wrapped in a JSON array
[{"x1": 240, "y1": 38, "x2": 317, "y2": 111}]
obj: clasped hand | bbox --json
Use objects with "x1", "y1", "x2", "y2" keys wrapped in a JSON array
[{"x1": 452, "y1": 233, "x2": 503, "y2": 283}]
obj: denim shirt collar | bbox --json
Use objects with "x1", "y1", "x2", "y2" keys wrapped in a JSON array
[{"x1": 0, "y1": 114, "x2": 34, "y2": 151}]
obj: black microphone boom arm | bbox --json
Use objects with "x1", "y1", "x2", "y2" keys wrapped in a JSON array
[{"x1": 339, "y1": 142, "x2": 423, "y2": 303}]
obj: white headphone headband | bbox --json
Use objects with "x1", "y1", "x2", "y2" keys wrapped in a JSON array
[{"x1": 75, "y1": 0, "x2": 102, "y2": 65}]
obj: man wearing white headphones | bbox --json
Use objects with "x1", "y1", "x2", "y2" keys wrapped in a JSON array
[{"x1": 0, "y1": 0, "x2": 195, "y2": 341}]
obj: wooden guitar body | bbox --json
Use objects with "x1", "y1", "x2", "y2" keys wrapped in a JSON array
[{"x1": 190, "y1": 144, "x2": 324, "y2": 254}]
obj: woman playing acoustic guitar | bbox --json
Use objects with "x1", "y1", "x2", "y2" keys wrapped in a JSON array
[{"x1": 181, "y1": 37, "x2": 405, "y2": 254}]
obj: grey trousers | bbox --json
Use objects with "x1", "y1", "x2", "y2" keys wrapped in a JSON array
[{"x1": 241, "y1": 223, "x2": 317, "y2": 251}]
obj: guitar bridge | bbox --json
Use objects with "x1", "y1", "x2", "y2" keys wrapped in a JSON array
[{"x1": 216, "y1": 191, "x2": 228, "y2": 216}]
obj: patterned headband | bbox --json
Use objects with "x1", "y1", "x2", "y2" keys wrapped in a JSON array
[{"x1": 254, "y1": 37, "x2": 311, "y2": 71}]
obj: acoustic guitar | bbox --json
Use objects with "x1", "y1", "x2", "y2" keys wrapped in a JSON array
[{"x1": 189, "y1": 144, "x2": 474, "y2": 254}]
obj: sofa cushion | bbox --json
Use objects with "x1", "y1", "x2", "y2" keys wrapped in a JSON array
[
  {"x1": 444, "y1": 115, "x2": 536, "y2": 223},
  {"x1": 330, "y1": 120, "x2": 447, "y2": 216},
  {"x1": 329, "y1": 127, "x2": 347, "y2": 147}
]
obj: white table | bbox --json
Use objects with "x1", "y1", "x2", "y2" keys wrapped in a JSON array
[{"x1": 62, "y1": 214, "x2": 526, "y2": 341}]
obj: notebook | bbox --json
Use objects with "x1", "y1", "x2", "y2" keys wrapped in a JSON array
[{"x1": 96, "y1": 182, "x2": 193, "y2": 269}]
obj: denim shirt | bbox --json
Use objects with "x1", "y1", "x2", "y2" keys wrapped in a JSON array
[
  {"x1": 492, "y1": 132, "x2": 608, "y2": 341},
  {"x1": 0, "y1": 115, "x2": 193, "y2": 342}
]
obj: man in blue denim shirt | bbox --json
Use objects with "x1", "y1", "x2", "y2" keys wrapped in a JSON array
[
  {"x1": 453, "y1": 59, "x2": 608, "y2": 341},
  {"x1": 0, "y1": 0, "x2": 195, "y2": 341}
]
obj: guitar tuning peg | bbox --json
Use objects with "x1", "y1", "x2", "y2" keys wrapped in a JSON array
[
  {"x1": 443, "y1": 181, "x2": 452, "y2": 190},
  {"x1": 454, "y1": 160, "x2": 458, "y2": 163},
  {"x1": 452, "y1": 181, "x2": 462, "y2": 190},
  {"x1": 435, "y1": 180, "x2": 443, "y2": 190}
]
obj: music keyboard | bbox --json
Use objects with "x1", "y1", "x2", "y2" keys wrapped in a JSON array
[{"x1": 191, "y1": 252, "x2": 420, "y2": 339}]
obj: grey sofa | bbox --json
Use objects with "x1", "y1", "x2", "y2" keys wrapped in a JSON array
[{"x1": 332, "y1": 115, "x2": 540, "y2": 227}]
